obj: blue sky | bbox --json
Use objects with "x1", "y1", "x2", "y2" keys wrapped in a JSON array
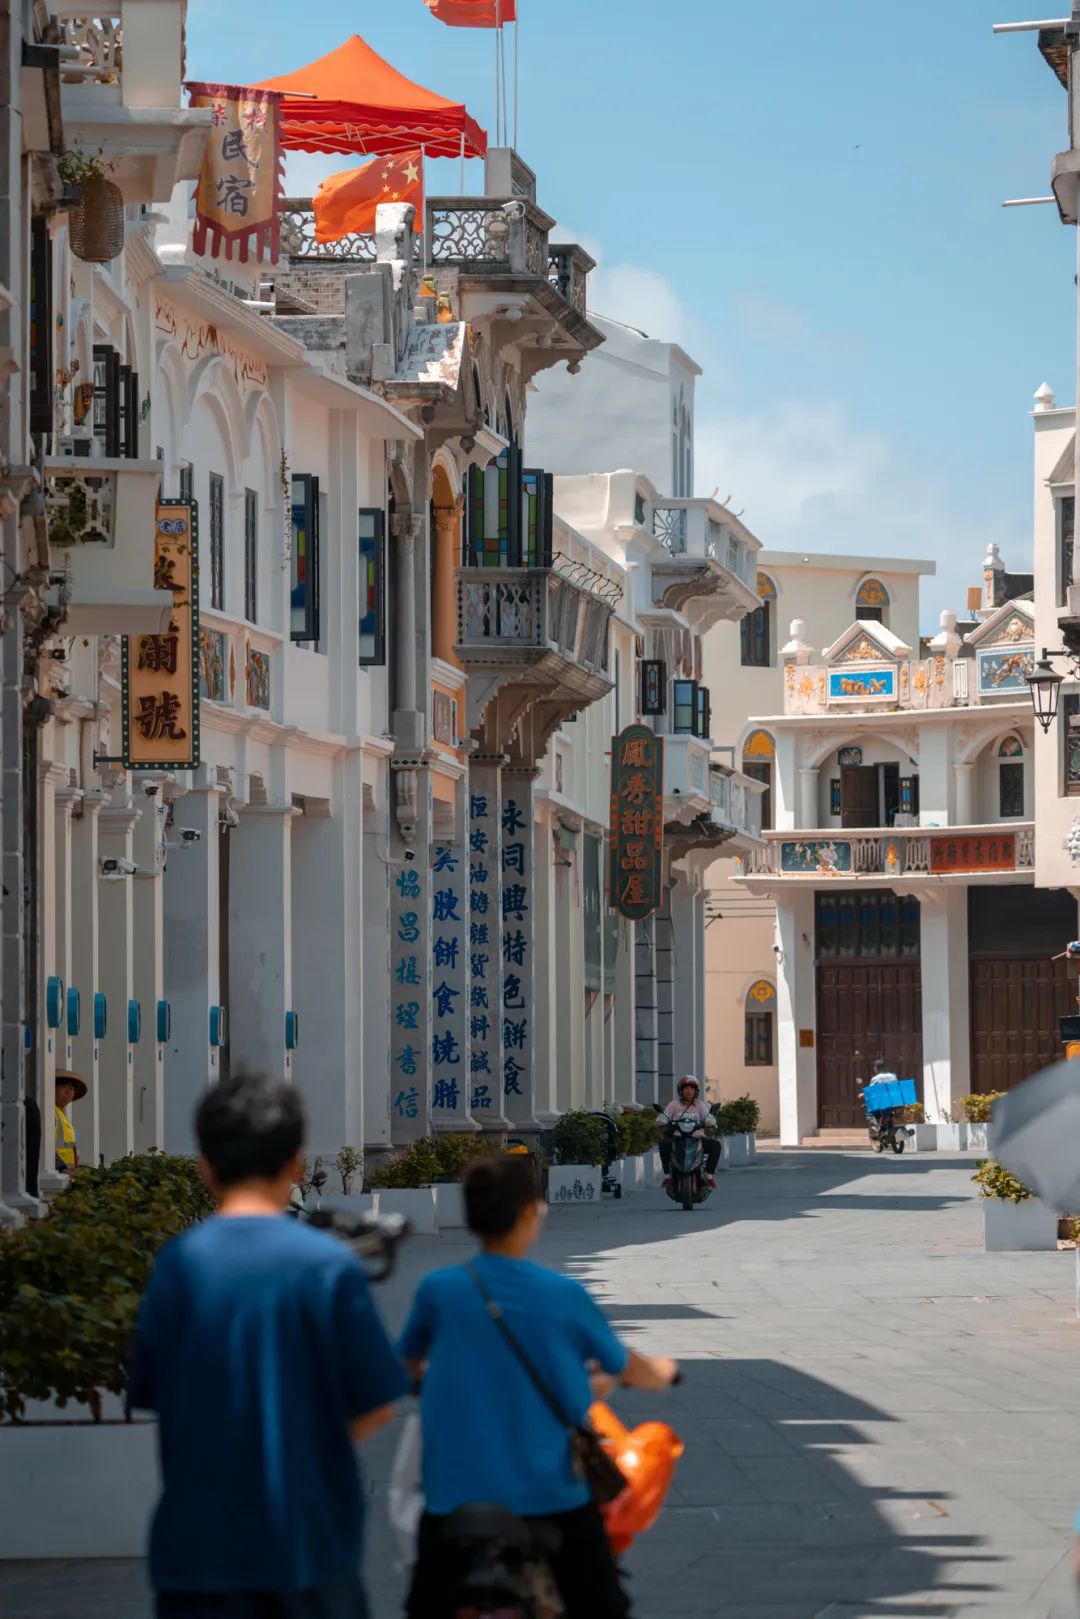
[{"x1": 188, "y1": 0, "x2": 1074, "y2": 627}]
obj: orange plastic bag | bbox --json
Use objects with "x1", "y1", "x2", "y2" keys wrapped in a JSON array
[{"x1": 588, "y1": 1402, "x2": 684, "y2": 1554}]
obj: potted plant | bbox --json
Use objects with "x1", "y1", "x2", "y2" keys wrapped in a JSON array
[
  {"x1": 430, "y1": 1132, "x2": 493, "y2": 1227},
  {"x1": 58, "y1": 147, "x2": 125, "y2": 265},
  {"x1": 0, "y1": 1152, "x2": 213, "y2": 1557},
  {"x1": 317, "y1": 1146, "x2": 374, "y2": 1214},
  {"x1": 615, "y1": 1108, "x2": 657, "y2": 1192},
  {"x1": 712, "y1": 1095, "x2": 760, "y2": 1166},
  {"x1": 959, "y1": 1093, "x2": 1002, "y2": 1152},
  {"x1": 974, "y1": 1159, "x2": 1058, "y2": 1251},
  {"x1": 369, "y1": 1139, "x2": 441, "y2": 1233},
  {"x1": 548, "y1": 1110, "x2": 607, "y2": 1205}
]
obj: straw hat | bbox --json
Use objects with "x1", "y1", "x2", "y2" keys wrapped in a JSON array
[{"x1": 55, "y1": 1069, "x2": 88, "y2": 1102}]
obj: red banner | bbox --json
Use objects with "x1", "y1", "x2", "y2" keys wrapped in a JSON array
[
  {"x1": 424, "y1": 0, "x2": 517, "y2": 25},
  {"x1": 187, "y1": 83, "x2": 284, "y2": 262}
]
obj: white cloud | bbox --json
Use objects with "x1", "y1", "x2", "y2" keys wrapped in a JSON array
[
  {"x1": 587, "y1": 260, "x2": 701, "y2": 351},
  {"x1": 730, "y1": 289, "x2": 807, "y2": 347}
]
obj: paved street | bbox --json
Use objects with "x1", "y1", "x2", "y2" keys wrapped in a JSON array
[{"x1": 4, "y1": 1151, "x2": 1080, "y2": 1617}]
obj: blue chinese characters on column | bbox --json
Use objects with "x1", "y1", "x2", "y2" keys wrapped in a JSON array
[
  {"x1": 391, "y1": 865, "x2": 425, "y2": 1125},
  {"x1": 468, "y1": 776, "x2": 500, "y2": 1116},
  {"x1": 430, "y1": 840, "x2": 467, "y2": 1117},
  {"x1": 501, "y1": 789, "x2": 532, "y2": 1113}
]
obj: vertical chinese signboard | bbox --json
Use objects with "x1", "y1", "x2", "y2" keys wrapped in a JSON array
[
  {"x1": 123, "y1": 499, "x2": 200, "y2": 771},
  {"x1": 187, "y1": 83, "x2": 285, "y2": 263},
  {"x1": 609, "y1": 725, "x2": 664, "y2": 920}
]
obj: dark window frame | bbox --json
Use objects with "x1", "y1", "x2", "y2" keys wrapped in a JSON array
[
  {"x1": 999, "y1": 760, "x2": 1024, "y2": 819},
  {"x1": 118, "y1": 364, "x2": 139, "y2": 459},
  {"x1": 672, "y1": 678, "x2": 698, "y2": 735},
  {"x1": 740, "y1": 602, "x2": 770, "y2": 667},
  {"x1": 92, "y1": 344, "x2": 121, "y2": 457},
  {"x1": 695, "y1": 684, "x2": 711, "y2": 740},
  {"x1": 743, "y1": 760, "x2": 773, "y2": 831},
  {"x1": 1065, "y1": 694, "x2": 1080, "y2": 797},
  {"x1": 179, "y1": 462, "x2": 193, "y2": 504},
  {"x1": 244, "y1": 488, "x2": 258, "y2": 624},
  {"x1": 1062, "y1": 496, "x2": 1075, "y2": 608},
  {"x1": 744, "y1": 1010, "x2": 774, "y2": 1067},
  {"x1": 29, "y1": 218, "x2": 52, "y2": 437},
  {"x1": 208, "y1": 472, "x2": 225, "y2": 612},
  {"x1": 641, "y1": 658, "x2": 666, "y2": 716},
  {"x1": 358, "y1": 507, "x2": 386, "y2": 667}
]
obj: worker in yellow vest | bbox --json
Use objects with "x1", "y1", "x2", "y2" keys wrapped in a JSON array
[{"x1": 54, "y1": 1069, "x2": 87, "y2": 1174}]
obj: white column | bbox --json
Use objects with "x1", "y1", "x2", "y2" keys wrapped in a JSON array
[
  {"x1": 467, "y1": 762, "x2": 506, "y2": 1129},
  {"x1": 954, "y1": 762, "x2": 974, "y2": 828},
  {"x1": 919, "y1": 722, "x2": 951, "y2": 826},
  {"x1": 669, "y1": 881, "x2": 698, "y2": 1082},
  {"x1": 919, "y1": 888, "x2": 970, "y2": 1123},
  {"x1": 362, "y1": 770, "x2": 392, "y2": 1158},
  {"x1": 553, "y1": 850, "x2": 577, "y2": 1112},
  {"x1": 292, "y1": 786, "x2": 363, "y2": 1156},
  {"x1": 612, "y1": 915, "x2": 636, "y2": 1109},
  {"x1": 634, "y1": 917, "x2": 659, "y2": 1105},
  {"x1": 163, "y1": 783, "x2": 221, "y2": 1152},
  {"x1": 798, "y1": 768, "x2": 820, "y2": 830},
  {"x1": 132, "y1": 787, "x2": 166, "y2": 1151},
  {"x1": 389, "y1": 765, "x2": 433, "y2": 1143},
  {"x1": 36, "y1": 763, "x2": 67, "y2": 1194},
  {"x1": 430, "y1": 780, "x2": 472, "y2": 1131},
  {"x1": 775, "y1": 890, "x2": 817, "y2": 1144},
  {"x1": 655, "y1": 900, "x2": 676, "y2": 1098},
  {"x1": 229, "y1": 805, "x2": 295, "y2": 1082},
  {"x1": 533, "y1": 804, "x2": 557, "y2": 1123},
  {"x1": 98, "y1": 801, "x2": 140, "y2": 1161},
  {"x1": 53, "y1": 788, "x2": 78, "y2": 1083},
  {"x1": 70, "y1": 794, "x2": 102, "y2": 1165},
  {"x1": 499, "y1": 767, "x2": 538, "y2": 1129}
]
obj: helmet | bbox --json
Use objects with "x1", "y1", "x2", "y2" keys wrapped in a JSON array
[{"x1": 677, "y1": 1075, "x2": 701, "y2": 1098}]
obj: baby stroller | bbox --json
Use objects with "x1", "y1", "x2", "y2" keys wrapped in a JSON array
[{"x1": 589, "y1": 1110, "x2": 623, "y2": 1199}]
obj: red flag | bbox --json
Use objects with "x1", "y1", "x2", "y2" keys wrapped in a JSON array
[
  {"x1": 424, "y1": 0, "x2": 517, "y2": 26},
  {"x1": 313, "y1": 153, "x2": 423, "y2": 244}
]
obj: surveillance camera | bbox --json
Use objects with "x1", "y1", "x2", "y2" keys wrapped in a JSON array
[
  {"x1": 179, "y1": 827, "x2": 201, "y2": 844},
  {"x1": 403, "y1": 849, "x2": 415, "y2": 861},
  {"x1": 100, "y1": 856, "x2": 137, "y2": 878},
  {"x1": 143, "y1": 781, "x2": 159, "y2": 798}
]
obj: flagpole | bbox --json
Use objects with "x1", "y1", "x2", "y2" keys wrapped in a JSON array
[
  {"x1": 494, "y1": 0, "x2": 502, "y2": 144},
  {"x1": 500, "y1": 19, "x2": 509, "y2": 147},
  {"x1": 459, "y1": 128, "x2": 465, "y2": 193}
]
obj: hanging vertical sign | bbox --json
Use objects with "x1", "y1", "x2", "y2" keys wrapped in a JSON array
[
  {"x1": 123, "y1": 499, "x2": 200, "y2": 771},
  {"x1": 430, "y1": 838, "x2": 467, "y2": 1120},
  {"x1": 609, "y1": 724, "x2": 664, "y2": 921},
  {"x1": 468, "y1": 771, "x2": 501, "y2": 1117},
  {"x1": 500, "y1": 777, "x2": 533, "y2": 1117},
  {"x1": 186, "y1": 83, "x2": 285, "y2": 262}
]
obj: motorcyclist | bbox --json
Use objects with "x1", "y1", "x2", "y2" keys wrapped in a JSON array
[{"x1": 658, "y1": 1076, "x2": 721, "y2": 1190}]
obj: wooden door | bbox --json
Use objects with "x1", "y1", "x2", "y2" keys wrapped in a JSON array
[
  {"x1": 817, "y1": 961, "x2": 923, "y2": 1127},
  {"x1": 841, "y1": 765, "x2": 879, "y2": 829},
  {"x1": 970, "y1": 956, "x2": 1074, "y2": 1093}
]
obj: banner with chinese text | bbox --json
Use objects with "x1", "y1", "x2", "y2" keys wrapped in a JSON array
[
  {"x1": 929, "y1": 834, "x2": 1015, "y2": 875},
  {"x1": 123, "y1": 499, "x2": 200, "y2": 771},
  {"x1": 609, "y1": 725, "x2": 664, "y2": 921},
  {"x1": 187, "y1": 82, "x2": 284, "y2": 262}
]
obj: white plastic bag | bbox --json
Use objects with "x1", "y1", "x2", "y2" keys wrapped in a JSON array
[{"x1": 388, "y1": 1409, "x2": 424, "y2": 1568}]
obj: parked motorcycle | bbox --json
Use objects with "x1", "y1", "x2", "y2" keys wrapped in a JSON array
[
  {"x1": 653, "y1": 1107, "x2": 714, "y2": 1211},
  {"x1": 857, "y1": 1072, "x2": 917, "y2": 1156}
]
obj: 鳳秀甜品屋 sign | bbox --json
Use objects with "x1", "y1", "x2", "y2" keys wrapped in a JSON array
[
  {"x1": 609, "y1": 724, "x2": 664, "y2": 921},
  {"x1": 122, "y1": 500, "x2": 200, "y2": 771}
]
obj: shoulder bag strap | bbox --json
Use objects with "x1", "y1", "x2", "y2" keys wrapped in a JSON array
[{"x1": 467, "y1": 1262, "x2": 575, "y2": 1435}]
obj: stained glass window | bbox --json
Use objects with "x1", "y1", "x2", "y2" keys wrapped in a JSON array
[
  {"x1": 358, "y1": 508, "x2": 385, "y2": 666},
  {"x1": 291, "y1": 475, "x2": 319, "y2": 643}
]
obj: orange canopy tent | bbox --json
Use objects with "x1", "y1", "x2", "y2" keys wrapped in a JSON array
[{"x1": 254, "y1": 34, "x2": 486, "y2": 159}]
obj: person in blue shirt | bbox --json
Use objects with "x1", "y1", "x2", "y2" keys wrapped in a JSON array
[
  {"x1": 399, "y1": 1154, "x2": 678, "y2": 1619},
  {"x1": 127, "y1": 1075, "x2": 406, "y2": 1619}
]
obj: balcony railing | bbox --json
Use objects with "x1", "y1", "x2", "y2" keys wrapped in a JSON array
[
  {"x1": 277, "y1": 199, "x2": 591, "y2": 319},
  {"x1": 652, "y1": 505, "x2": 687, "y2": 553},
  {"x1": 711, "y1": 768, "x2": 763, "y2": 842},
  {"x1": 739, "y1": 823, "x2": 1034, "y2": 878},
  {"x1": 650, "y1": 501, "x2": 752, "y2": 584},
  {"x1": 457, "y1": 567, "x2": 611, "y2": 677}
]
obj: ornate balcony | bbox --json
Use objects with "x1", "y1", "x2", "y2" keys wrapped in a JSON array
[
  {"x1": 54, "y1": 1, "x2": 210, "y2": 204},
  {"x1": 45, "y1": 456, "x2": 173, "y2": 634},
  {"x1": 735, "y1": 824, "x2": 1035, "y2": 884},
  {"x1": 456, "y1": 565, "x2": 614, "y2": 759}
]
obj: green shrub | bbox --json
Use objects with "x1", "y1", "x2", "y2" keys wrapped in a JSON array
[
  {"x1": 712, "y1": 1094, "x2": 761, "y2": 1135},
  {"x1": 552, "y1": 1110, "x2": 608, "y2": 1167},
  {"x1": 332, "y1": 1146, "x2": 363, "y2": 1194},
  {"x1": 0, "y1": 1152, "x2": 213, "y2": 1423},
  {"x1": 957, "y1": 1093, "x2": 1003, "y2": 1124},
  {"x1": 368, "y1": 1133, "x2": 497, "y2": 1190},
  {"x1": 897, "y1": 1103, "x2": 925, "y2": 1124},
  {"x1": 616, "y1": 1110, "x2": 658, "y2": 1158},
  {"x1": 973, "y1": 1158, "x2": 1031, "y2": 1204}
]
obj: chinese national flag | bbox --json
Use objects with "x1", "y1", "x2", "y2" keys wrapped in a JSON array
[
  {"x1": 312, "y1": 152, "x2": 423, "y2": 244},
  {"x1": 424, "y1": 0, "x2": 517, "y2": 25}
]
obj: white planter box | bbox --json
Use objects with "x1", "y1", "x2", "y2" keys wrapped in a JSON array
[
  {"x1": 0, "y1": 1416, "x2": 158, "y2": 1558},
  {"x1": 966, "y1": 1123, "x2": 988, "y2": 1152},
  {"x1": 376, "y1": 1186, "x2": 438, "y2": 1234},
  {"x1": 433, "y1": 1182, "x2": 466, "y2": 1228},
  {"x1": 641, "y1": 1150, "x2": 663, "y2": 1188},
  {"x1": 935, "y1": 1123, "x2": 965, "y2": 1151},
  {"x1": 318, "y1": 1191, "x2": 376, "y2": 1215},
  {"x1": 623, "y1": 1156, "x2": 645, "y2": 1193},
  {"x1": 982, "y1": 1197, "x2": 1059, "y2": 1252},
  {"x1": 726, "y1": 1133, "x2": 749, "y2": 1167},
  {"x1": 910, "y1": 1124, "x2": 938, "y2": 1152},
  {"x1": 746, "y1": 1132, "x2": 758, "y2": 1163},
  {"x1": 547, "y1": 1165, "x2": 601, "y2": 1206}
]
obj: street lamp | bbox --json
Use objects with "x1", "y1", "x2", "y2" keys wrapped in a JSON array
[{"x1": 1027, "y1": 649, "x2": 1066, "y2": 734}]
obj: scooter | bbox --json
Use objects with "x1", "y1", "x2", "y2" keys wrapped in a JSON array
[
  {"x1": 856, "y1": 1073, "x2": 916, "y2": 1156},
  {"x1": 655, "y1": 1110, "x2": 715, "y2": 1212}
]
